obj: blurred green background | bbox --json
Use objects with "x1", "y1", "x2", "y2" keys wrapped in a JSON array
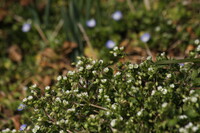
[{"x1": 0, "y1": 0, "x2": 200, "y2": 130}]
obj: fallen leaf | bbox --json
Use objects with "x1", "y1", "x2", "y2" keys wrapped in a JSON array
[
  {"x1": 62, "y1": 41, "x2": 77, "y2": 55},
  {"x1": 20, "y1": 0, "x2": 32, "y2": 6},
  {"x1": 185, "y1": 44, "x2": 194, "y2": 54},
  {"x1": 11, "y1": 115, "x2": 21, "y2": 130},
  {"x1": 0, "y1": 8, "x2": 7, "y2": 21},
  {"x1": 8, "y1": 45, "x2": 22, "y2": 62}
]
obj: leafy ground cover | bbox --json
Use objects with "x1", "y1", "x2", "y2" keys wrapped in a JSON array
[{"x1": 0, "y1": 0, "x2": 200, "y2": 131}]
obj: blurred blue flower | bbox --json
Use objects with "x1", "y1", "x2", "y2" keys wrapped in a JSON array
[
  {"x1": 179, "y1": 63, "x2": 185, "y2": 66},
  {"x1": 22, "y1": 23, "x2": 31, "y2": 32},
  {"x1": 19, "y1": 124, "x2": 27, "y2": 131},
  {"x1": 17, "y1": 103, "x2": 26, "y2": 111},
  {"x1": 140, "y1": 33, "x2": 151, "y2": 43},
  {"x1": 112, "y1": 11, "x2": 123, "y2": 21},
  {"x1": 105, "y1": 40, "x2": 116, "y2": 49},
  {"x1": 86, "y1": 19, "x2": 96, "y2": 28}
]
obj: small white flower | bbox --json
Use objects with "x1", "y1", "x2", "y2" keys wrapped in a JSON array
[
  {"x1": 63, "y1": 100, "x2": 69, "y2": 105},
  {"x1": 28, "y1": 96, "x2": 33, "y2": 100},
  {"x1": 113, "y1": 52, "x2": 117, "y2": 57},
  {"x1": 45, "y1": 86, "x2": 50, "y2": 90},
  {"x1": 137, "y1": 109, "x2": 144, "y2": 116},
  {"x1": 148, "y1": 67, "x2": 153, "y2": 72},
  {"x1": 79, "y1": 67, "x2": 84, "y2": 72},
  {"x1": 162, "y1": 89, "x2": 168, "y2": 95},
  {"x1": 161, "y1": 52, "x2": 165, "y2": 56},
  {"x1": 162, "y1": 102, "x2": 168, "y2": 108},
  {"x1": 190, "y1": 90, "x2": 195, "y2": 95},
  {"x1": 170, "y1": 84, "x2": 175, "y2": 88},
  {"x1": 166, "y1": 74, "x2": 172, "y2": 78},
  {"x1": 92, "y1": 70, "x2": 97, "y2": 74},
  {"x1": 55, "y1": 97, "x2": 61, "y2": 103},
  {"x1": 134, "y1": 64, "x2": 139, "y2": 68},
  {"x1": 194, "y1": 39, "x2": 200, "y2": 45},
  {"x1": 113, "y1": 46, "x2": 118, "y2": 51},
  {"x1": 77, "y1": 60, "x2": 83, "y2": 66},
  {"x1": 196, "y1": 45, "x2": 200, "y2": 51},
  {"x1": 151, "y1": 90, "x2": 156, "y2": 96},
  {"x1": 68, "y1": 71, "x2": 75, "y2": 75},
  {"x1": 22, "y1": 98, "x2": 27, "y2": 102},
  {"x1": 191, "y1": 97, "x2": 197, "y2": 103},
  {"x1": 179, "y1": 127, "x2": 187, "y2": 133},
  {"x1": 127, "y1": 79, "x2": 132, "y2": 83},
  {"x1": 57, "y1": 75, "x2": 62, "y2": 81},
  {"x1": 99, "y1": 88, "x2": 103, "y2": 93},
  {"x1": 65, "y1": 90, "x2": 70, "y2": 94},
  {"x1": 103, "y1": 67, "x2": 109, "y2": 73},
  {"x1": 32, "y1": 84, "x2": 37, "y2": 88},
  {"x1": 185, "y1": 122, "x2": 193, "y2": 129},
  {"x1": 147, "y1": 56, "x2": 152, "y2": 60},
  {"x1": 155, "y1": 26, "x2": 160, "y2": 32},
  {"x1": 183, "y1": 97, "x2": 189, "y2": 102},
  {"x1": 99, "y1": 60, "x2": 103, "y2": 64},
  {"x1": 115, "y1": 72, "x2": 121, "y2": 76},
  {"x1": 128, "y1": 64, "x2": 134, "y2": 69},
  {"x1": 63, "y1": 76, "x2": 67, "y2": 80},
  {"x1": 92, "y1": 60, "x2": 96, "y2": 64},
  {"x1": 157, "y1": 86, "x2": 163, "y2": 91},
  {"x1": 86, "y1": 65, "x2": 93, "y2": 70},
  {"x1": 65, "y1": 120, "x2": 69, "y2": 124},
  {"x1": 90, "y1": 114, "x2": 95, "y2": 119},
  {"x1": 105, "y1": 111, "x2": 110, "y2": 116},
  {"x1": 59, "y1": 130, "x2": 64, "y2": 133},
  {"x1": 110, "y1": 119, "x2": 117, "y2": 127},
  {"x1": 119, "y1": 47, "x2": 124, "y2": 50},
  {"x1": 101, "y1": 79, "x2": 107, "y2": 83},
  {"x1": 192, "y1": 126, "x2": 199, "y2": 132},
  {"x1": 111, "y1": 104, "x2": 117, "y2": 110},
  {"x1": 179, "y1": 115, "x2": 187, "y2": 119}
]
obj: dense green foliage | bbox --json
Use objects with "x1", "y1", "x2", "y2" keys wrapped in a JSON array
[
  {"x1": 2, "y1": 47, "x2": 200, "y2": 132},
  {"x1": 1, "y1": 0, "x2": 200, "y2": 131}
]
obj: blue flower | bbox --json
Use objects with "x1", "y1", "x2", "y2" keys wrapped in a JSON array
[
  {"x1": 105, "y1": 40, "x2": 116, "y2": 49},
  {"x1": 19, "y1": 124, "x2": 27, "y2": 131},
  {"x1": 179, "y1": 63, "x2": 185, "y2": 66},
  {"x1": 112, "y1": 11, "x2": 123, "y2": 21},
  {"x1": 86, "y1": 19, "x2": 96, "y2": 28},
  {"x1": 22, "y1": 23, "x2": 31, "y2": 32},
  {"x1": 140, "y1": 33, "x2": 151, "y2": 43},
  {"x1": 17, "y1": 103, "x2": 26, "y2": 111}
]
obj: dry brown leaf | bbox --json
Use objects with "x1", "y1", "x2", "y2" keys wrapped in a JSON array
[
  {"x1": 20, "y1": 0, "x2": 32, "y2": 6},
  {"x1": 8, "y1": 45, "x2": 22, "y2": 62},
  {"x1": 42, "y1": 48, "x2": 58, "y2": 59},
  {"x1": 11, "y1": 115, "x2": 21, "y2": 130},
  {"x1": 62, "y1": 41, "x2": 78, "y2": 55},
  {"x1": 43, "y1": 76, "x2": 51, "y2": 86},
  {"x1": 120, "y1": 39, "x2": 129, "y2": 47},
  {"x1": 185, "y1": 44, "x2": 195, "y2": 54},
  {"x1": 0, "y1": 8, "x2": 7, "y2": 21}
]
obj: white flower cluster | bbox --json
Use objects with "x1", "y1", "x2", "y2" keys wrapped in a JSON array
[
  {"x1": 32, "y1": 125, "x2": 40, "y2": 133},
  {"x1": 1, "y1": 128, "x2": 16, "y2": 133},
  {"x1": 183, "y1": 94, "x2": 198, "y2": 103},
  {"x1": 179, "y1": 122, "x2": 199, "y2": 133},
  {"x1": 178, "y1": 115, "x2": 187, "y2": 119},
  {"x1": 157, "y1": 86, "x2": 167, "y2": 95}
]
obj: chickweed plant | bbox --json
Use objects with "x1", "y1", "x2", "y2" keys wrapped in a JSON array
[{"x1": 2, "y1": 46, "x2": 200, "y2": 133}]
